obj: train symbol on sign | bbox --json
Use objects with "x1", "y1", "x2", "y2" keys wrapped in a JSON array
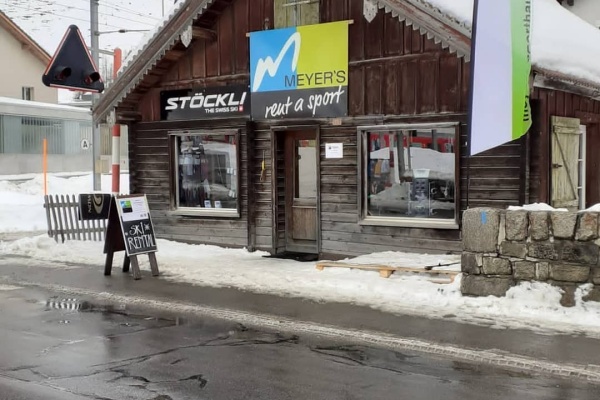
[{"x1": 80, "y1": 139, "x2": 90, "y2": 150}]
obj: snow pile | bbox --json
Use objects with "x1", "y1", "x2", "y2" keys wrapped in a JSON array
[
  {"x1": 507, "y1": 203, "x2": 568, "y2": 212},
  {"x1": 0, "y1": 173, "x2": 129, "y2": 233},
  {"x1": 584, "y1": 204, "x2": 600, "y2": 212}
]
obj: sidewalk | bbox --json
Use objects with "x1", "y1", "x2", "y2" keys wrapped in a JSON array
[{"x1": 3, "y1": 253, "x2": 600, "y2": 379}]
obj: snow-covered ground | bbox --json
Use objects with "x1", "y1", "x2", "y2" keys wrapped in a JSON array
[{"x1": 2, "y1": 172, "x2": 600, "y2": 337}]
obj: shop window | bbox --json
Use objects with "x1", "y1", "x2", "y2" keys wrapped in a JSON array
[
  {"x1": 170, "y1": 130, "x2": 240, "y2": 217},
  {"x1": 274, "y1": 0, "x2": 320, "y2": 28},
  {"x1": 359, "y1": 123, "x2": 459, "y2": 228}
]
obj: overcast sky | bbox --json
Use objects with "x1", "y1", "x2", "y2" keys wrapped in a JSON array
[{"x1": 1, "y1": 0, "x2": 172, "y2": 55}]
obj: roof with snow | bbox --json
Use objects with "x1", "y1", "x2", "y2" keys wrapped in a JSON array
[
  {"x1": 0, "y1": 10, "x2": 50, "y2": 65},
  {"x1": 396, "y1": 0, "x2": 600, "y2": 90},
  {"x1": 93, "y1": 0, "x2": 600, "y2": 122},
  {"x1": 94, "y1": 0, "x2": 216, "y2": 122},
  {"x1": 0, "y1": 96, "x2": 91, "y2": 120}
]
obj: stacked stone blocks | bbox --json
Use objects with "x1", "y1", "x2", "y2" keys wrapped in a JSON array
[{"x1": 461, "y1": 208, "x2": 600, "y2": 305}]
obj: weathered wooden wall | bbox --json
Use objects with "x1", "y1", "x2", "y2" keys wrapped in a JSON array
[
  {"x1": 530, "y1": 87, "x2": 600, "y2": 207},
  {"x1": 128, "y1": 0, "x2": 266, "y2": 247},
  {"x1": 125, "y1": 0, "x2": 584, "y2": 257},
  {"x1": 129, "y1": 119, "x2": 250, "y2": 247},
  {"x1": 337, "y1": 1, "x2": 471, "y2": 117},
  {"x1": 316, "y1": 125, "x2": 462, "y2": 256}
]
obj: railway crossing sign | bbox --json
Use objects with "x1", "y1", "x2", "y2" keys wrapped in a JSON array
[{"x1": 42, "y1": 25, "x2": 104, "y2": 93}]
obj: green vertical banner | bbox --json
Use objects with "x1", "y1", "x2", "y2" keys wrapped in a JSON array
[
  {"x1": 469, "y1": 0, "x2": 534, "y2": 156},
  {"x1": 511, "y1": 0, "x2": 532, "y2": 139}
]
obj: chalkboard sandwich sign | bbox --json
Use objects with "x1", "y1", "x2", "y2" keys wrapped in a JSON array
[
  {"x1": 117, "y1": 196, "x2": 157, "y2": 255},
  {"x1": 103, "y1": 194, "x2": 159, "y2": 279}
]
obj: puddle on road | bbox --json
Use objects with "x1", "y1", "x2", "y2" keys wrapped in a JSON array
[
  {"x1": 42, "y1": 296, "x2": 189, "y2": 327},
  {"x1": 45, "y1": 298, "x2": 100, "y2": 312}
]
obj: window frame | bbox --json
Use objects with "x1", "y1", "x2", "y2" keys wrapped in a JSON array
[
  {"x1": 357, "y1": 122, "x2": 460, "y2": 230},
  {"x1": 578, "y1": 124, "x2": 586, "y2": 210},
  {"x1": 168, "y1": 129, "x2": 241, "y2": 218},
  {"x1": 21, "y1": 86, "x2": 34, "y2": 101},
  {"x1": 274, "y1": 0, "x2": 320, "y2": 28}
]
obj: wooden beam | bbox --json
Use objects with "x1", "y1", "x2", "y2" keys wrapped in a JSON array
[
  {"x1": 315, "y1": 262, "x2": 459, "y2": 283},
  {"x1": 116, "y1": 111, "x2": 142, "y2": 123},
  {"x1": 192, "y1": 26, "x2": 217, "y2": 41},
  {"x1": 163, "y1": 49, "x2": 185, "y2": 61},
  {"x1": 204, "y1": 9, "x2": 222, "y2": 17},
  {"x1": 575, "y1": 111, "x2": 600, "y2": 125}
]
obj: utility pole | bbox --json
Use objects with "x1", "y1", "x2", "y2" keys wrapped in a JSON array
[{"x1": 91, "y1": 0, "x2": 101, "y2": 191}]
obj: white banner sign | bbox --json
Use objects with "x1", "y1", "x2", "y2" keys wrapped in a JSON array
[{"x1": 469, "y1": 0, "x2": 532, "y2": 155}]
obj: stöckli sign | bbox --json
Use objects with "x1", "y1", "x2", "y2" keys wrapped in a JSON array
[
  {"x1": 249, "y1": 21, "x2": 349, "y2": 120},
  {"x1": 160, "y1": 85, "x2": 250, "y2": 121}
]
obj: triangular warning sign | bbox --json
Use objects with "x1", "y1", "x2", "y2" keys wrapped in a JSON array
[{"x1": 42, "y1": 25, "x2": 105, "y2": 93}]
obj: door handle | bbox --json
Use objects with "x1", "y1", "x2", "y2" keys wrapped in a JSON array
[{"x1": 552, "y1": 163, "x2": 563, "y2": 169}]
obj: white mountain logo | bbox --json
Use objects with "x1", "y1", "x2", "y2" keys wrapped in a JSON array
[{"x1": 252, "y1": 32, "x2": 301, "y2": 92}]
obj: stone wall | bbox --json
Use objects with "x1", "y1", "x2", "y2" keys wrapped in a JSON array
[{"x1": 461, "y1": 208, "x2": 600, "y2": 306}]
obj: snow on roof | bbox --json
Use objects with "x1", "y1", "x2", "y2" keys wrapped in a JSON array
[
  {"x1": 117, "y1": 0, "x2": 189, "y2": 75},
  {"x1": 0, "y1": 96, "x2": 91, "y2": 120},
  {"x1": 117, "y1": 0, "x2": 216, "y2": 77},
  {"x1": 417, "y1": 0, "x2": 600, "y2": 86},
  {"x1": 94, "y1": 0, "x2": 217, "y2": 121}
]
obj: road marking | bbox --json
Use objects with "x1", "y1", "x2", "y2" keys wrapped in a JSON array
[{"x1": 5, "y1": 278, "x2": 600, "y2": 383}]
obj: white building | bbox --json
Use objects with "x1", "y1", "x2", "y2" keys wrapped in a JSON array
[{"x1": 0, "y1": 11, "x2": 58, "y2": 103}]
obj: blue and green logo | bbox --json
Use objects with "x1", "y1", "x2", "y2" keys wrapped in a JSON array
[{"x1": 249, "y1": 21, "x2": 349, "y2": 119}]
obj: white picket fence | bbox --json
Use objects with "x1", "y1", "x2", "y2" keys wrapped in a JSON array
[{"x1": 43, "y1": 194, "x2": 107, "y2": 243}]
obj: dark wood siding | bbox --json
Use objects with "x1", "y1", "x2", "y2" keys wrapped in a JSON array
[
  {"x1": 122, "y1": 0, "x2": 600, "y2": 258},
  {"x1": 127, "y1": 0, "x2": 479, "y2": 256},
  {"x1": 340, "y1": 4, "x2": 467, "y2": 117},
  {"x1": 129, "y1": 120, "x2": 249, "y2": 247},
  {"x1": 252, "y1": 127, "x2": 275, "y2": 251},
  {"x1": 530, "y1": 87, "x2": 600, "y2": 207},
  {"x1": 128, "y1": 0, "x2": 268, "y2": 248},
  {"x1": 460, "y1": 136, "x2": 523, "y2": 210},
  {"x1": 318, "y1": 125, "x2": 461, "y2": 257}
]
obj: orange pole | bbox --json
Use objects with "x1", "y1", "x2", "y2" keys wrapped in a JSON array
[{"x1": 43, "y1": 138, "x2": 48, "y2": 195}]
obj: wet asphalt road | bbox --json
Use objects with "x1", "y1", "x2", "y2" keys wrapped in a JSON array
[{"x1": 0, "y1": 285, "x2": 599, "y2": 400}]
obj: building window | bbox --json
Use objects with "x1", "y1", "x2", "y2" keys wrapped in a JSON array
[
  {"x1": 171, "y1": 130, "x2": 240, "y2": 217},
  {"x1": 359, "y1": 123, "x2": 459, "y2": 228},
  {"x1": 274, "y1": 0, "x2": 320, "y2": 28},
  {"x1": 22, "y1": 87, "x2": 34, "y2": 101}
]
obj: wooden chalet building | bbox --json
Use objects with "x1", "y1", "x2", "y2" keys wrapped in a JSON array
[{"x1": 93, "y1": 0, "x2": 600, "y2": 259}]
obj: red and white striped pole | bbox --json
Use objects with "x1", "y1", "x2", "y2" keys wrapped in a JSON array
[{"x1": 111, "y1": 48, "x2": 122, "y2": 194}]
